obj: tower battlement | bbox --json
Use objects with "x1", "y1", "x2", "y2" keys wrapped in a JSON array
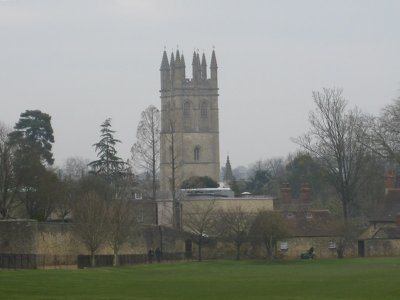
[{"x1": 160, "y1": 49, "x2": 218, "y2": 91}]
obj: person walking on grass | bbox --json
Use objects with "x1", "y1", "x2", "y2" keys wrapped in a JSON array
[{"x1": 148, "y1": 248, "x2": 154, "y2": 263}]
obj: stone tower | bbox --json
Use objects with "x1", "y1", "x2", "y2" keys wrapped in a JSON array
[{"x1": 159, "y1": 49, "x2": 220, "y2": 196}]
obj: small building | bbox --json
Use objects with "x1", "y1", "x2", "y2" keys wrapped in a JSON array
[
  {"x1": 278, "y1": 210, "x2": 345, "y2": 259},
  {"x1": 128, "y1": 186, "x2": 158, "y2": 225},
  {"x1": 358, "y1": 170, "x2": 400, "y2": 257},
  {"x1": 157, "y1": 189, "x2": 274, "y2": 228},
  {"x1": 276, "y1": 183, "x2": 352, "y2": 259}
]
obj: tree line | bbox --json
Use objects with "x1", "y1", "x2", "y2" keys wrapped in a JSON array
[
  {"x1": 0, "y1": 108, "x2": 159, "y2": 266},
  {"x1": 1, "y1": 87, "x2": 400, "y2": 261},
  {"x1": 227, "y1": 88, "x2": 396, "y2": 222}
]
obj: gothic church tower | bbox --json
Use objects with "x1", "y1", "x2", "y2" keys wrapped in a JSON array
[{"x1": 159, "y1": 49, "x2": 220, "y2": 196}]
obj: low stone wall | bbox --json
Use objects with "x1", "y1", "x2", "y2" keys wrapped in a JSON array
[
  {"x1": 0, "y1": 220, "x2": 370, "y2": 261},
  {"x1": 0, "y1": 220, "x2": 185, "y2": 257},
  {"x1": 0, "y1": 220, "x2": 38, "y2": 254},
  {"x1": 37, "y1": 222, "x2": 84, "y2": 255},
  {"x1": 280, "y1": 237, "x2": 357, "y2": 259},
  {"x1": 364, "y1": 239, "x2": 400, "y2": 256},
  {"x1": 187, "y1": 237, "x2": 356, "y2": 261}
]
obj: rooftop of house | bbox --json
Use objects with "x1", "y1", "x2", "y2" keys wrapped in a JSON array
[
  {"x1": 372, "y1": 226, "x2": 400, "y2": 239},
  {"x1": 278, "y1": 210, "x2": 341, "y2": 237}
]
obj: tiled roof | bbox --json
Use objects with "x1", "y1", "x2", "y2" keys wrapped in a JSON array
[
  {"x1": 372, "y1": 227, "x2": 400, "y2": 239},
  {"x1": 278, "y1": 210, "x2": 341, "y2": 237}
]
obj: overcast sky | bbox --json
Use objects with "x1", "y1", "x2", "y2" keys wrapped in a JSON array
[{"x1": 1, "y1": 0, "x2": 400, "y2": 169}]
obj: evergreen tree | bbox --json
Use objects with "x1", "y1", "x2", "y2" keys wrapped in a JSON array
[
  {"x1": 8, "y1": 110, "x2": 55, "y2": 166},
  {"x1": 89, "y1": 118, "x2": 126, "y2": 181},
  {"x1": 7, "y1": 110, "x2": 57, "y2": 221}
]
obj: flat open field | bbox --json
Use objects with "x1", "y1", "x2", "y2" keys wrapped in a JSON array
[{"x1": 1, "y1": 257, "x2": 400, "y2": 299}]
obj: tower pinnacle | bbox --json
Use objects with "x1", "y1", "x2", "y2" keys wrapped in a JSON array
[
  {"x1": 210, "y1": 49, "x2": 217, "y2": 68},
  {"x1": 175, "y1": 50, "x2": 181, "y2": 65},
  {"x1": 210, "y1": 49, "x2": 218, "y2": 83},
  {"x1": 192, "y1": 51, "x2": 200, "y2": 80},
  {"x1": 201, "y1": 53, "x2": 207, "y2": 80},
  {"x1": 160, "y1": 50, "x2": 169, "y2": 70}
]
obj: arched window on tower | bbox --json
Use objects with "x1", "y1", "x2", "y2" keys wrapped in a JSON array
[
  {"x1": 194, "y1": 146, "x2": 200, "y2": 161},
  {"x1": 200, "y1": 102, "x2": 208, "y2": 118}
]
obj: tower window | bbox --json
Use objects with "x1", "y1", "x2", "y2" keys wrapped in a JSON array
[
  {"x1": 194, "y1": 146, "x2": 200, "y2": 161},
  {"x1": 201, "y1": 102, "x2": 208, "y2": 118},
  {"x1": 183, "y1": 102, "x2": 191, "y2": 117}
]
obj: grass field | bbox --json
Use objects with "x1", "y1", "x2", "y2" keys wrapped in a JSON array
[{"x1": 1, "y1": 258, "x2": 400, "y2": 299}]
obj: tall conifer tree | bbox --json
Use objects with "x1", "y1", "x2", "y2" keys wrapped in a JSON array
[{"x1": 89, "y1": 118, "x2": 126, "y2": 181}]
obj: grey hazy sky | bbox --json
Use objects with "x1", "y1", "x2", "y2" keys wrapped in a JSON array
[{"x1": 1, "y1": 0, "x2": 400, "y2": 169}]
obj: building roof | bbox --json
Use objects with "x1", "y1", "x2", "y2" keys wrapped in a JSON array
[
  {"x1": 372, "y1": 227, "x2": 400, "y2": 239},
  {"x1": 279, "y1": 210, "x2": 341, "y2": 237}
]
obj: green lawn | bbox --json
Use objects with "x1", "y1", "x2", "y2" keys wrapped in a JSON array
[{"x1": 1, "y1": 258, "x2": 400, "y2": 299}]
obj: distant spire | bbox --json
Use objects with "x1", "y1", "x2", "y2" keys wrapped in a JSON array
[
  {"x1": 224, "y1": 156, "x2": 233, "y2": 183},
  {"x1": 160, "y1": 50, "x2": 169, "y2": 70},
  {"x1": 210, "y1": 49, "x2": 217, "y2": 68},
  {"x1": 170, "y1": 52, "x2": 175, "y2": 66}
]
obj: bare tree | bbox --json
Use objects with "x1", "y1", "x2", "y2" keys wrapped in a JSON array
[
  {"x1": 364, "y1": 98, "x2": 400, "y2": 164},
  {"x1": 55, "y1": 157, "x2": 89, "y2": 221},
  {"x1": 217, "y1": 206, "x2": 253, "y2": 260},
  {"x1": 247, "y1": 157, "x2": 286, "y2": 196},
  {"x1": 162, "y1": 113, "x2": 182, "y2": 229},
  {"x1": 250, "y1": 210, "x2": 289, "y2": 260},
  {"x1": 0, "y1": 123, "x2": 20, "y2": 218},
  {"x1": 131, "y1": 105, "x2": 160, "y2": 202},
  {"x1": 323, "y1": 217, "x2": 361, "y2": 259},
  {"x1": 61, "y1": 156, "x2": 90, "y2": 180},
  {"x1": 293, "y1": 88, "x2": 368, "y2": 221},
  {"x1": 55, "y1": 178, "x2": 77, "y2": 222},
  {"x1": 107, "y1": 198, "x2": 137, "y2": 266},
  {"x1": 183, "y1": 199, "x2": 218, "y2": 261},
  {"x1": 73, "y1": 192, "x2": 109, "y2": 267}
]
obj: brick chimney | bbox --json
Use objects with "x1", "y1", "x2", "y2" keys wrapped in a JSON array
[
  {"x1": 280, "y1": 183, "x2": 292, "y2": 209},
  {"x1": 300, "y1": 183, "x2": 311, "y2": 209},
  {"x1": 384, "y1": 170, "x2": 396, "y2": 195}
]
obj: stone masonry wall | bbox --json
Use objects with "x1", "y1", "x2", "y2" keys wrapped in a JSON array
[
  {"x1": 0, "y1": 220, "x2": 185, "y2": 256},
  {"x1": 364, "y1": 239, "x2": 400, "y2": 256},
  {"x1": 0, "y1": 220, "x2": 38, "y2": 254}
]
